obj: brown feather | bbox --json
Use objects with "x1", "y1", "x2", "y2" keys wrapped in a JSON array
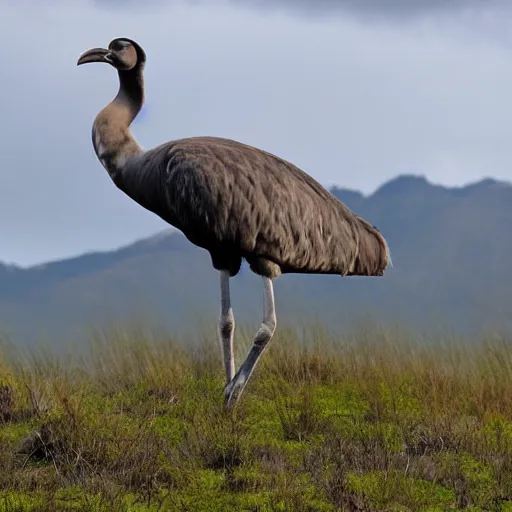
[{"x1": 118, "y1": 136, "x2": 391, "y2": 278}]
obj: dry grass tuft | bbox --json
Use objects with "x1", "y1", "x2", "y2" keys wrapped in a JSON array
[{"x1": 1, "y1": 325, "x2": 512, "y2": 510}]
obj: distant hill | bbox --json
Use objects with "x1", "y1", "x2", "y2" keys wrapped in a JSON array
[{"x1": 2, "y1": 174, "x2": 512, "y2": 349}]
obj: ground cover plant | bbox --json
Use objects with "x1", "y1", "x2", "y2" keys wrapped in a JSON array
[{"x1": 1, "y1": 324, "x2": 512, "y2": 511}]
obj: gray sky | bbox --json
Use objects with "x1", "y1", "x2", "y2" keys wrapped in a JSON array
[{"x1": 1, "y1": 0, "x2": 512, "y2": 266}]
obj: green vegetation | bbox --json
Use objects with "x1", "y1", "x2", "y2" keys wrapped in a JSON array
[{"x1": 2, "y1": 326, "x2": 512, "y2": 510}]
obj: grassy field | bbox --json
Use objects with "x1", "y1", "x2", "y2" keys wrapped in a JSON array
[{"x1": 1, "y1": 325, "x2": 512, "y2": 511}]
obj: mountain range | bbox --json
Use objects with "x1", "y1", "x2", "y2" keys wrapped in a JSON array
[{"x1": 2, "y1": 174, "x2": 512, "y2": 350}]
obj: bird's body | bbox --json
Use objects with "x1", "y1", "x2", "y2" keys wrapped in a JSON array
[
  {"x1": 78, "y1": 37, "x2": 391, "y2": 409},
  {"x1": 111, "y1": 135, "x2": 389, "y2": 279}
]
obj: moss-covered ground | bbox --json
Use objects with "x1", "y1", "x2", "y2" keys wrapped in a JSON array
[{"x1": 1, "y1": 326, "x2": 512, "y2": 511}]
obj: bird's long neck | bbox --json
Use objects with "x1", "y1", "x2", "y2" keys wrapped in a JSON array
[{"x1": 92, "y1": 68, "x2": 145, "y2": 179}]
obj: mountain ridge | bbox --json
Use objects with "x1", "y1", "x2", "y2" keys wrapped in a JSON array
[{"x1": 2, "y1": 173, "x2": 512, "y2": 349}]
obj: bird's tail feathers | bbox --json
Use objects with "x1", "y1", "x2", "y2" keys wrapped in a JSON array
[{"x1": 351, "y1": 216, "x2": 391, "y2": 276}]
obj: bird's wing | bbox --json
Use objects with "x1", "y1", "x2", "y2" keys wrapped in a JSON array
[{"x1": 162, "y1": 137, "x2": 362, "y2": 274}]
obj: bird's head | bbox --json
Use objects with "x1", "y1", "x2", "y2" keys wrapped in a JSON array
[{"x1": 77, "y1": 37, "x2": 146, "y2": 71}]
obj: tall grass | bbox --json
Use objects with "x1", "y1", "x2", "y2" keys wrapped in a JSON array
[{"x1": 1, "y1": 325, "x2": 512, "y2": 510}]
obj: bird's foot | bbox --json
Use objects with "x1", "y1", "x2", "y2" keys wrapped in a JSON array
[{"x1": 223, "y1": 372, "x2": 248, "y2": 411}]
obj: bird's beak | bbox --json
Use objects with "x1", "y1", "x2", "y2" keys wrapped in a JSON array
[{"x1": 77, "y1": 47, "x2": 112, "y2": 66}]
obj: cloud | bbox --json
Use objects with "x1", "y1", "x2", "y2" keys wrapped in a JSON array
[
  {"x1": 89, "y1": 0, "x2": 512, "y2": 20},
  {"x1": 1, "y1": 0, "x2": 512, "y2": 266},
  {"x1": 242, "y1": 0, "x2": 510, "y2": 19}
]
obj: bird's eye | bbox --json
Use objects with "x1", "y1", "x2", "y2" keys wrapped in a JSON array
[{"x1": 111, "y1": 40, "x2": 128, "y2": 52}]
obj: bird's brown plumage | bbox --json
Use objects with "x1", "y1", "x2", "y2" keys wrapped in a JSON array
[{"x1": 118, "y1": 135, "x2": 390, "y2": 279}]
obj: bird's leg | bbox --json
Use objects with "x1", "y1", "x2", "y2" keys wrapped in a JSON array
[
  {"x1": 224, "y1": 276, "x2": 276, "y2": 410},
  {"x1": 218, "y1": 270, "x2": 235, "y2": 384}
]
